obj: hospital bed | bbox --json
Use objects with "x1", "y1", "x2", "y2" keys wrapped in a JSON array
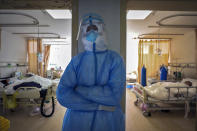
[
  {"x1": 132, "y1": 80, "x2": 197, "y2": 117},
  {"x1": 0, "y1": 75, "x2": 59, "y2": 117}
]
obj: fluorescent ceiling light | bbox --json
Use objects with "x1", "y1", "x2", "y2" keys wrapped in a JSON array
[
  {"x1": 46, "y1": 10, "x2": 72, "y2": 19},
  {"x1": 127, "y1": 10, "x2": 152, "y2": 20}
]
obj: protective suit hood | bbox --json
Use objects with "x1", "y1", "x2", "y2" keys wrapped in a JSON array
[{"x1": 78, "y1": 13, "x2": 108, "y2": 52}]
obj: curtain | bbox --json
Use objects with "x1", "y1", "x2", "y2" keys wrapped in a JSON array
[
  {"x1": 27, "y1": 38, "x2": 43, "y2": 75},
  {"x1": 43, "y1": 45, "x2": 51, "y2": 77},
  {"x1": 27, "y1": 39, "x2": 38, "y2": 74},
  {"x1": 138, "y1": 39, "x2": 170, "y2": 82}
]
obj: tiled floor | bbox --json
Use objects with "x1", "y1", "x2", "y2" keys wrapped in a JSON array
[
  {"x1": 126, "y1": 89, "x2": 195, "y2": 131},
  {"x1": 0, "y1": 89, "x2": 195, "y2": 131},
  {"x1": 0, "y1": 102, "x2": 66, "y2": 131}
]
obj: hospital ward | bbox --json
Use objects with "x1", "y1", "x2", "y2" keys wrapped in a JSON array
[{"x1": 0, "y1": 0, "x2": 197, "y2": 131}]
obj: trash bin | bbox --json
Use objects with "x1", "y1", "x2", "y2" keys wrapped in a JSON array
[{"x1": 0, "y1": 116, "x2": 10, "y2": 131}]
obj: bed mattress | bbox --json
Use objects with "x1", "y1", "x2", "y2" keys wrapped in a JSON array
[{"x1": 133, "y1": 78, "x2": 197, "y2": 100}]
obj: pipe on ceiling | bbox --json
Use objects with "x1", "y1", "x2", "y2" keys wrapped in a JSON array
[
  {"x1": 43, "y1": 40, "x2": 66, "y2": 43},
  {"x1": 0, "y1": 25, "x2": 50, "y2": 27},
  {"x1": 13, "y1": 32, "x2": 61, "y2": 38},
  {"x1": 43, "y1": 44, "x2": 70, "y2": 45},
  {"x1": 25, "y1": 37, "x2": 64, "y2": 39},
  {"x1": 138, "y1": 33, "x2": 184, "y2": 37},
  {"x1": 133, "y1": 37, "x2": 172, "y2": 40}
]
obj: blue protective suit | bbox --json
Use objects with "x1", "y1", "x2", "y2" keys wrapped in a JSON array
[{"x1": 56, "y1": 49, "x2": 126, "y2": 131}]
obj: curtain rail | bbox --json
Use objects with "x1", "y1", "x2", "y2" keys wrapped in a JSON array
[
  {"x1": 133, "y1": 37, "x2": 172, "y2": 40},
  {"x1": 149, "y1": 14, "x2": 197, "y2": 28},
  {"x1": 13, "y1": 32, "x2": 60, "y2": 38},
  {"x1": 0, "y1": 12, "x2": 39, "y2": 27}
]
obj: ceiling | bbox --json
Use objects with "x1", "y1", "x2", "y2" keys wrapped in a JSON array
[
  {"x1": 127, "y1": 11, "x2": 197, "y2": 38},
  {"x1": 0, "y1": 0, "x2": 71, "y2": 9},
  {"x1": 127, "y1": 0, "x2": 197, "y2": 11},
  {"x1": 1, "y1": 10, "x2": 197, "y2": 40},
  {"x1": 0, "y1": 0, "x2": 196, "y2": 11},
  {"x1": 0, "y1": 10, "x2": 71, "y2": 39}
]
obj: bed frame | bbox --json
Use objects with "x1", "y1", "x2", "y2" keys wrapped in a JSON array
[
  {"x1": 1, "y1": 84, "x2": 57, "y2": 117},
  {"x1": 132, "y1": 85, "x2": 197, "y2": 117}
]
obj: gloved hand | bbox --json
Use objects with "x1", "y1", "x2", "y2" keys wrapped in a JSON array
[{"x1": 75, "y1": 85, "x2": 121, "y2": 106}]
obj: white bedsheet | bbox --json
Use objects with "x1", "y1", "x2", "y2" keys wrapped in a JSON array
[
  {"x1": 144, "y1": 79, "x2": 197, "y2": 100},
  {"x1": 3, "y1": 75, "x2": 58, "y2": 95}
]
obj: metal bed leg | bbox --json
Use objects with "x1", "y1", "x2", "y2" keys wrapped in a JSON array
[
  {"x1": 184, "y1": 101, "x2": 190, "y2": 119},
  {"x1": 134, "y1": 98, "x2": 139, "y2": 106}
]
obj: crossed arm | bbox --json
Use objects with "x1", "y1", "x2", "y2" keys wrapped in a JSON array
[{"x1": 56, "y1": 58, "x2": 126, "y2": 111}]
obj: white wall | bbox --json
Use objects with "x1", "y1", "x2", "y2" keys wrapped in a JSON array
[
  {"x1": 0, "y1": 30, "x2": 27, "y2": 77},
  {"x1": 171, "y1": 30, "x2": 197, "y2": 78},
  {"x1": 126, "y1": 33, "x2": 138, "y2": 73},
  {"x1": 48, "y1": 44, "x2": 71, "y2": 70},
  {"x1": 126, "y1": 21, "x2": 140, "y2": 74}
]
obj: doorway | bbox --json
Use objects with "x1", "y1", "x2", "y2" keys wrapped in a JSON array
[{"x1": 126, "y1": 10, "x2": 197, "y2": 131}]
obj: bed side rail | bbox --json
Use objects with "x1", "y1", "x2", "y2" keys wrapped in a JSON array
[{"x1": 165, "y1": 86, "x2": 197, "y2": 101}]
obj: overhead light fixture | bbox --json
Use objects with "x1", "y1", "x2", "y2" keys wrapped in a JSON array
[
  {"x1": 127, "y1": 10, "x2": 152, "y2": 20},
  {"x1": 46, "y1": 10, "x2": 72, "y2": 19}
]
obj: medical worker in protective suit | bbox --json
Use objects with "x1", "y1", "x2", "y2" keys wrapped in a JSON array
[{"x1": 56, "y1": 13, "x2": 126, "y2": 131}]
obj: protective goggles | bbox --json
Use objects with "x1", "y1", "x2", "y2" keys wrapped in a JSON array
[{"x1": 77, "y1": 13, "x2": 105, "y2": 40}]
